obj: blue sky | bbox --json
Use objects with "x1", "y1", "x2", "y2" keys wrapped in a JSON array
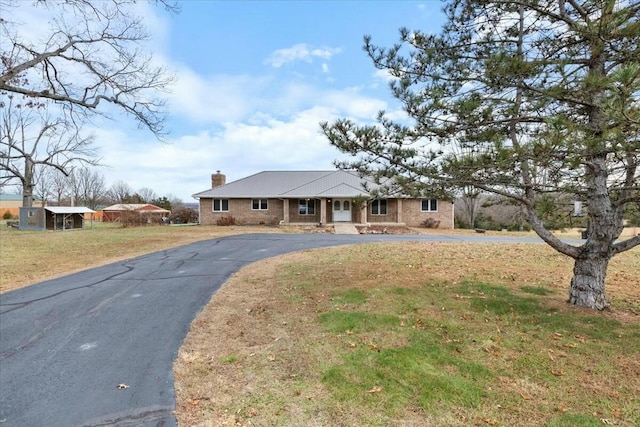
[{"x1": 13, "y1": 1, "x2": 448, "y2": 202}]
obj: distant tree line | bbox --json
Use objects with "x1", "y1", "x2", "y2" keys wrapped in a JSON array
[
  {"x1": 455, "y1": 192, "x2": 640, "y2": 231},
  {"x1": 26, "y1": 166, "x2": 184, "y2": 211}
]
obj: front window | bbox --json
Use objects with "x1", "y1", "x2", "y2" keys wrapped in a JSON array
[
  {"x1": 421, "y1": 199, "x2": 438, "y2": 212},
  {"x1": 252, "y1": 199, "x2": 268, "y2": 210},
  {"x1": 371, "y1": 199, "x2": 387, "y2": 215},
  {"x1": 213, "y1": 199, "x2": 229, "y2": 212},
  {"x1": 299, "y1": 199, "x2": 316, "y2": 215}
]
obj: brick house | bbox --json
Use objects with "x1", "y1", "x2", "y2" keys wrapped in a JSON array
[{"x1": 193, "y1": 170, "x2": 454, "y2": 228}]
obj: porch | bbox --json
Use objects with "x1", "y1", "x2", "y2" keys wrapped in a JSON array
[{"x1": 281, "y1": 198, "x2": 407, "y2": 226}]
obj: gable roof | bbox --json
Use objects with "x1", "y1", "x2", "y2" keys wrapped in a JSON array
[{"x1": 193, "y1": 170, "x2": 382, "y2": 199}]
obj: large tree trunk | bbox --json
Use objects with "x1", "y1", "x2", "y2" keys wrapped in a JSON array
[
  {"x1": 22, "y1": 158, "x2": 34, "y2": 208},
  {"x1": 568, "y1": 255, "x2": 609, "y2": 310}
]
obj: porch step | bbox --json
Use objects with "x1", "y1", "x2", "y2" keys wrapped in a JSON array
[{"x1": 333, "y1": 223, "x2": 360, "y2": 235}]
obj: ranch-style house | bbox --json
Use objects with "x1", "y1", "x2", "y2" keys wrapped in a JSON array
[{"x1": 193, "y1": 170, "x2": 454, "y2": 228}]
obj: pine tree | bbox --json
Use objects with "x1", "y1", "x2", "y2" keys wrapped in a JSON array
[{"x1": 322, "y1": 0, "x2": 640, "y2": 310}]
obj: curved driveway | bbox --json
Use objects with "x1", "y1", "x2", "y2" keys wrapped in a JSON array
[{"x1": 0, "y1": 233, "x2": 550, "y2": 426}]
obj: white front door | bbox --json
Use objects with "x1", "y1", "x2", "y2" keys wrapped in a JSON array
[{"x1": 333, "y1": 199, "x2": 352, "y2": 222}]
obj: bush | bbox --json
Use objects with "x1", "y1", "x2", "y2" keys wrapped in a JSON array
[
  {"x1": 118, "y1": 210, "x2": 145, "y2": 228},
  {"x1": 169, "y1": 207, "x2": 198, "y2": 224},
  {"x1": 2, "y1": 211, "x2": 13, "y2": 220},
  {"x1": 421, "y1": 218, "x2": 441, "y2": 228},
  {"x1": 216, "y1": 215, "x2": 236, "y2": 226}
]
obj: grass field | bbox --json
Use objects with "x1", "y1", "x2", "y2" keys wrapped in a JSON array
[
  {"x1": 174, "y1": 242, "x2": 639, "y2": 427},
  {"x1": 1, "y1": 222, "x2": 638, "y2": 426}
]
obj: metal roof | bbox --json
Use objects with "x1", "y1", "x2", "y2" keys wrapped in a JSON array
[
  {"x1": 45, "y1": 207, "x2": 96, "y2": 214},
  {"x1": 102, "y1": 204, "x2": 170, "y2": 213},
  {"x1": 193, "y1": 170, "x2": 382, "y2": 199}
]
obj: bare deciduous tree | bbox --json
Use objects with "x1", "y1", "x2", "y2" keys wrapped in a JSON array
[
  {"x1": 107, "y1": 180, "x2": 133, "y2": 204},
  {"x1": 69, "y1": 166, "x2": 107, "y2": 209},
  {"x1": 137, "y1": 187, "x2": 157, "y2": 203},
  {"x1": 0, "y1": 95, "x2": 99, "y2": 207},
  {"x1": 0, "y1": 0, "x2": 178, "y2": 137}
]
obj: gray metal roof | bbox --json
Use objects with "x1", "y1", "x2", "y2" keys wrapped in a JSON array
[
  {"x1": 45, "y1": 207, "x2": 96, "y2": 214},
  {"x1": 193, "y1": 170, "x2": 382, "y2": 199}
]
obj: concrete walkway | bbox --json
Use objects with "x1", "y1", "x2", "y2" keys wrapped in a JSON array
[{"x1": 333, "y1": 223, "x2": 360, "y2": 234}]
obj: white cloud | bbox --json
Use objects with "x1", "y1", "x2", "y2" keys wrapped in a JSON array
[
  {"x1": 320, "y1": 88, "x2": 386, "y2": 120},
  {"x1": 168, "y1": 68, "x2": 272, "y2": 123},
  {"x1": 93, "y1": 83, "x2": 387, "y2": 202},
  {"x1": 265, "y1": 44, "x2": 343, "y2": 68}
]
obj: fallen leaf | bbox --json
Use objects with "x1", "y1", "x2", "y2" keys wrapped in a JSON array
[
  {"x1": 483, "y1": 417, "x2": 499, "y2": 425},
  {"x1": 551, "y1": 369, "x2": 565, "y2": 376}
]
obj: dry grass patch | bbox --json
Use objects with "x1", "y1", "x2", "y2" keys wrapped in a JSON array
[
  {"x1": 0, "y1": 223, "x2": 294, "y2": 293},
  {"x1": 174, "y1": 242, "x2": 640, "y2": 426}
]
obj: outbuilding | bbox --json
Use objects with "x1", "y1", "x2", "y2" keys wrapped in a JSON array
[{"x1": 18, "y1": 207, "x2": 96, "y2": 231}]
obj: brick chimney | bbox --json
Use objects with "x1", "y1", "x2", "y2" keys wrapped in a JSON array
[{"x1": 211, "y1": 171, "x2": 226, "y2": 188}]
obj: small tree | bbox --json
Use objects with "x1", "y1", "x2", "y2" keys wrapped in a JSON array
[
  {"x1": 70, "y1": 167, "x2": 107, "y2": 209},
  {"x1": 322, "y1": 0, "x2": 640, "y2": 310},
  {"x1": 455, "y1": 186, "x2": 483, "y2": 229},
  {"x1": 151, "y1": 196, "x2": 172, "y2": 211},
  {"x1": 169, "y1": 206, "x2": 197, "y2": 224},
  {"x1": 138, "y1": 187, "x2": 158, "y2": 204},
  {"x1": 107, "y1": 180, "x2": 133, "y2": 204}
]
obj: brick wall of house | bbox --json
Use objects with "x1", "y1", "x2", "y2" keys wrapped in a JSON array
[
  {"x1": 288, "y1": 199, "x2": 321, "y2": 223},
  {"x1": 199, "y1": 198, "x2": 284, "y2": 225},
  {"x1": 368, "y1": 199, "x2": 399, "y2": 223},
  {"x1": 402, "y1": 199, "x2": 454, "y2": 228}
]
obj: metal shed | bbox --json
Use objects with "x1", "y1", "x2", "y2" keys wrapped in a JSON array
[{"x1": 19, "y1": 207, "x2": 96, "y2": 231}]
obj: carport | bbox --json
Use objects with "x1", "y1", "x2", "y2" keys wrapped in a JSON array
[
  {"x1": 19, "y1": 206, "x2": 96, "y2": 230},
  {"x1": 46, "y1": 207, "x2": 96, "y2": 230}
]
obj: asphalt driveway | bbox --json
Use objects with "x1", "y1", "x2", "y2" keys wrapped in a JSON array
[{"x1": 0, "y1": 233, "x2": 548, "y2": 426}]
